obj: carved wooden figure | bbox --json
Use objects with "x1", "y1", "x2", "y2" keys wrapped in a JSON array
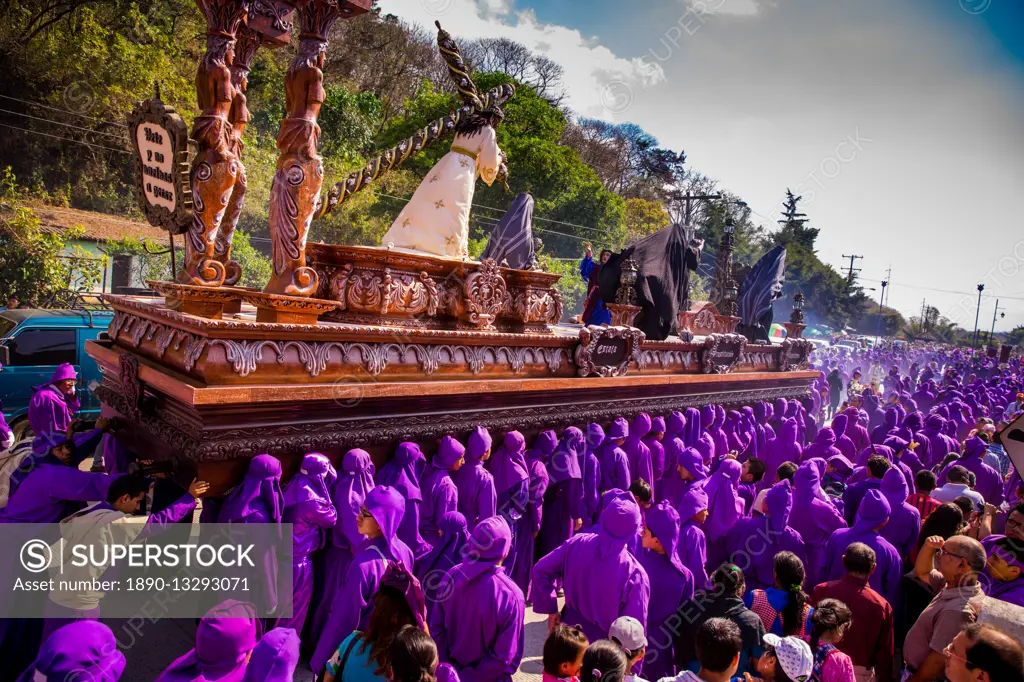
[{"x1": 177, "y1": 0, "x2": 250, "y2": 288}]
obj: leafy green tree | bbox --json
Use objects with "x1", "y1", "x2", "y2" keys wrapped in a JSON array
[{"x1": 1005, "y1": 325, "x2": 1024, "y2": 347}]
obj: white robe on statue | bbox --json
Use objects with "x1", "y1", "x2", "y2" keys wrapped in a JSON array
[{"x1": 381, "y1": 127, "x2": 502, "y2": 259}]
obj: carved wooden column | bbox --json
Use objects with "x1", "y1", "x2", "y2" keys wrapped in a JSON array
[{"x1": 177, "y1": 0, "x2": 250, "y2": 288}]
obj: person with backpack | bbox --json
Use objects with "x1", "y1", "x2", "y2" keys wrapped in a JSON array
[{"x1": 808, "y1": 599, "x2": 856, "y2": 682}]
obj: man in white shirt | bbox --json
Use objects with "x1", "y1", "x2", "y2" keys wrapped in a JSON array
[{"x1": 931, "y1": 466, "x2": 985, "y2": 511}]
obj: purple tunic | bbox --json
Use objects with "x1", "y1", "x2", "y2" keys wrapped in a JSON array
[
  {"x1": 512, "y1": 432, "x2": 551, "y2": 596},
  {"x1": 640, "y1": 501, "x2": 695, "y2": 682},
  {"x1": 598, "y1": 418, "x2": 631, "y2": 492},
  {"x1": 311, "y1": 486, "x2": 414, "y2": 674},
  {"x1": 645, "y1": 416, "x2": 667, "y2": 483},
  {"x1": 453, "y1": 427, "x2": 497, "y2": 532},
  {"x1": 938, "y1": 437, "x2": 1005, "y2": 506},
  {"x1": 28, "y1": 382, "x2": 80, "y2": 454},
  {"x1": 822, "y1": 489, "x2": 903, "y2": 606},
  {"x1": 922, "y1": 415, "x2": 952, "y2": 468},
  {"x1": 788, "y1": 463, "x2": 847, "y2": 588},
  {"x1": 878, "y1": 467, "x2": 921, "y2": 560},
  {"x1": 624, "y1": 413, "x2": 654, "y2": 490},
  {"x1": 532, "y1": 496, "x2": 650, "y2": 644},
  {"x1": 831, "y1": 414, "x2": 857, "y2": 462},
  {"x1": 871, "y1": 408, "x2": 899, "y2": 445},
  {"x1": 703, "y1": 459, "x2": 744, "y2": 570},
  {"x1": 279, "y1": 454, "x2": 337, "y2": 633},
  {"x1": 489, "y1": 431, "x2": 531, "y2": 586},
  {"x1": 801, "y1": 427, "x2": 839, "y2": 466},
  {"x1": 763, "y1": 419, "x2": 803, "y2": 486},
  {"x1": 416, "y1": 511, "x2": 469, "y2": 618},
  {"x1": 708, "y1": 406, "x2": 729, "y2": 459},
  {"x1": 661, "y1": 443, "x2": 707, "y2": 512},
  {"x1": 724, "y1": 480, "x2": 807, "y2": 591},
  {"x1": 675, "y1": 486, "x2": 709, "y2": 590},
  {"x1": 0, "y1": 458, "x2": 112, "y2": 524},
  {"x1": 17, "y1": 621, "x2": 125, "y2": 682},
  {"x1": 241, "y1": 627, "x2": 300, "y2": 682},
  {"x1": 378, "y1": 442, "x2": 430, "y2": 557},
  {"x1": 420, "y1": 437, "x2": 464, "y2": 552},
  {"x1": 432, "y1": 516, "x2": 525, "y2": 682},
  {"x1": 582, "y1": 424, "x2": 604, "y2": 526},
  {"x1": 844, "y1": 407, "x2": 871, "y2": 453},
  {"x1": 156, "y1": 601, "x2": 258, "y2": 682},
  {"x1": 537, "y1": 427, "x2": 585, "y2": 561}
]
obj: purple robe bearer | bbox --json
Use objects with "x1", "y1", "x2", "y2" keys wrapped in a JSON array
[
  {"x1": 708, "y1": 406, "x2": 729, "y2": 461},
  {"x1": 241, "y1": 627, "x2": 300, "y2": 682},
  {"x1": 420, "y1": 436, "x2": 464, "y2": 554},
  {"x1": 645, "y1": 416, "x2": 667, "y2": 485},
  {"x1": 378, "y1": 442, "x2": 430, "y2": 557},
  {"x1": 537, "y1": 427, "x2": 585, "y2": 561},
  {"x1": 763, "y1": 419, "x2": 803, "y2": 486},
  {"x1": 531, "y1": 495, "x2": 650, "y2": 644},
  {"x1": 724, "y1": 480, "x2": 807, "y2": 591},
  {"x1": 582, "y1": 424, "x2": 604, "y2": 527},
  {"x1": 17, "y1": 621, "x2": 125, "y2": 682},
  {"x1": 488, "y1": 431, "x2": 531, "y2": 586},
  {"x1": 789, "y1": 463, "x2": 847, "y2": 588},
  {"x1": 512, "y1": 431, "x2": 551, "y2": 596},
  {"x1": 415, "y1": 511, "x2": 469, "y2": 619},
  {"x1": 640, "y1": 501, "x2": 695, "y2": 682},
  {"x1": 279, "y1": 453, "x2": 337, "y2": 633},
  {"x1": 871, "y1": 407, "x2": 899, "y2": 445},
  {"x1": 675, "y1": 486, "x2": 710, "y2": 590},
  {"x1": 939, "y1": 436, "x2": 1005, "y2": 506},
  {"x1": 453, "y1": 427, "x2": 497, "y2": 532},
  {"x1": 662, "y1": 444, "x2": 707, "y2": 512},
  {"x1": 27, "y1": 363, "x2": 80, "y2": 455},
  {"x1": 822, "y1": 489, "x2": 903, "y2": 606},
  {"x1": 597, "y1": 418, "x2": 631, "y2": 492},
  {"x1": 703, "y1": 458, "x2": 744, "y2": 570},
  {"x1": 831, "y1": 414, "x2": 857, "y2": 461},
  {"x1": 431, "y1": 516, "x2": 525, "y2": 682},
  {"x1": 624, "y1": 413, "x2": 654, "y2": 491},
  {"x1": 311, "y1": 485, "x2": 414, "y2": 674},
  {"x1": 878, "y1": 467, "x2": 921, "y2": 560},
  {"x1": 801, "y1": 427, "x2": 839, "y2": 466},
  {"x1": 155, "y1": 600, "x2": 258, "y2": 682}
]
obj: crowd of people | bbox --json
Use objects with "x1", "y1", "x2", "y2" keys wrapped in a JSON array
[{"x1": 1, "y1": 345, "x2": 1024, "y2": 682}]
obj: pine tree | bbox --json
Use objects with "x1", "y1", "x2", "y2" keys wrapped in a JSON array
[{"x1": 776, "y1": 188, "x2": 819, "y2": 251}]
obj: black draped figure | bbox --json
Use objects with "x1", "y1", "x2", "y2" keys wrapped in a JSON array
[
  {"x1": 597, "y1": 223, "x2": 702, "y2": 341},
  {"x1": 481, "y1": 192, "x2": 538, "y2": 270},
  {"x1": 736, "y1": 244, "x2": 787, "y2": 343}
]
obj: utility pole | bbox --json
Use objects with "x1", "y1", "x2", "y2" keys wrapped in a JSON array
[
  {"x1": 842, "y1": 254, "x2": 863, "y2": 286},
  {"x1": 874, "y1": 280, "x2": 888, "y2": 346},
  {"x1": 972, "y1": 284, "x2": 985, "y2": 351},
  {"x1": 990, "y1": 298, "x2": 1005, "y2": 342},
  {"x1": 881, "y1": 266, "x2": 892, "y2": 309},
  {"x1": 676, "y1": 192, "x2": 722, "y2": 228}
]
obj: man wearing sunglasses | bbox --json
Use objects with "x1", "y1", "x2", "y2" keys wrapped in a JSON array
[
  {"x1": 903, "y1": 535, "x2": 986, "y2": 682},
  {"x1": 943, "y1": 623, "x2": 1024, "y2": 682}
]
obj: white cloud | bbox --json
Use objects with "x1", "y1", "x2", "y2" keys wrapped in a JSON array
[
  {"x1": 684, "y1": 0, "x2": 777, "y2": 17},
  {"x1": 377, "y1": 0, "x2": 666, "y2": 119}
]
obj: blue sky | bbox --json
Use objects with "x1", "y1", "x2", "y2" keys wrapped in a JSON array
[{"x1": 382, "y1": 0, "x2": 1024, "y2": 332}]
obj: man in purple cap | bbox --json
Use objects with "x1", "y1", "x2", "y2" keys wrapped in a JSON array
[
  {"x1": 624, "y1": 414, "x2": 654, "y2": 493},
  {"x1": 431, "y1": 515, "x2": 525, "y2": 682},
  {"x1": 280, "y1": 453, "x2": 337, "y2": 633},
  {"x1": 938, "y1": 436, "x2": 1004, "y2": 506},
  {"x1": 982, "y1": 535, "x2": 1024, "y2": 607},
  {"x1": 789, "y1": 463, "x2": 847, "y2": 588},
  {"x1": 725, "y1": 479, "x2": 807, "y2": 591},
  {"x1": 675, "y1": 486, "x2": 709, "y2": 590},
  {"x1": 823, "y1": 489, "x2": 902, "y2": 606},
  {"x1": 531, "y1": 493, "x2": 650, "y2": 643},
  {"x1": 640, "y1": 501, "x2": 695, "y2": 681},
  {"x1": 420, "y1": 436, "x2": 464, "y2": 555},
  {"x1": 598, "y1": 418, "x2": 631, "y2": 492},
  {"x1": 27, "y1": 362, "x2": 81, "y2": 455},
  {"x1": 241, "y1": 627, "x2": 300, "y2": 682},
  {"x1": 378, "y1": 442, "x2": 429, "y2": 558},
  {"x1": 453, "y1": 427, "x2": 496, "y2": 532},
  {"x1": 311, "y1": 485, "x2": 414, "y2": 675},
  {"x1": 879, "y1": 467, "x2": 921, "y2": 559}
]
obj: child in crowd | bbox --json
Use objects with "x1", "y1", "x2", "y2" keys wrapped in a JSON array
[
  {"x1": 609, "y1": 616, "x2": 649, "y2": 682},
  {"x1": 581, "y1": 639, "x2": 629, "y2": 682},
  {"x1": 753, "y1": 634, "x2": 813, "y2": 682},
  {"x1": 543, "y1": 624, "x2": 589, "y2": 682},
  {"x1": 739, "y1": 458, "x2": 766, "y2": 514}
]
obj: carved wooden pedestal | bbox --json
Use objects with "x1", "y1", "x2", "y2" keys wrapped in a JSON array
[
  {"x1": 605, "y1": 303, "x2": 642, "y2": 327},
  {"x1": 784, "y1": 322, "x2": 807, "y2": 339},
  {"x1": 679, "y1": 301, "x2": 741, "y2": 337}
]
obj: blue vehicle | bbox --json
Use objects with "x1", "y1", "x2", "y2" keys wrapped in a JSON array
[{"x1": 0, "y1": 309, "x2": 114, "y2": 441}]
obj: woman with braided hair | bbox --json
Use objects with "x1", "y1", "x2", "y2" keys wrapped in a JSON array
[{"x1": 744, "y1": 551, "x2": 814, "y2": 638}]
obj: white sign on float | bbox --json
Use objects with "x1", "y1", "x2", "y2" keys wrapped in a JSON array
[
  {"x1": 135, "y1": 123, "x2": 176, "y2": 211},
  {"x1": 998, "y1": 413, "x2": 1024, "y2": 482}
]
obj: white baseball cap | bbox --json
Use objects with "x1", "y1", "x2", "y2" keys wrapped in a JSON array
[
  {"x1": 609, "y1": 616, "x2": 647, "y2": 653},
  {"x1": 763, "y1": 634, "x2": 813, "y2": 682}
]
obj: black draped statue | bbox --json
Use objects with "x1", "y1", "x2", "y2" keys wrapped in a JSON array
[
  {"x1": 481, "y1": 192, "x2": 538, "y2": 270},
  {"x1": 736, "y1": 244, "x2": 787, "y2": 343},
  {"x1": 597, "y1": 223, "x2": 702, "y2": 341}
]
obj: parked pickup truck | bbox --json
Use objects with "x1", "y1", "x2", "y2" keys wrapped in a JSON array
[{"x1": 0, "y1": 309, "x2": 113, "y2": 441}]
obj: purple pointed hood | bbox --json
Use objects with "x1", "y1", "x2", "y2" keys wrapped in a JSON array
[
  {"x1": 963, "y1": 436, "x2": 987, "y2": 459},
  {"x1": 646, "y1": 500, "x2": 687, "y2": 576},
  {"x1": 586, "y1": 423, "x2": 606, "y2": 450},
  {"x1": 828, "y1": 455, "x2": 854, "y2": 479},
  {"x1": 765, "y1": 479, "x2": 794, "y2": 534},
  {"x1": 331, "y1": 449, "x2": 375, "y2": 548},
  {"x1": 703, "y1": 458, "x2": 743, "y2": 539},
  {"x1": 488, "y1": 431, "x2": 529, "y2": 492},
  {"x1": 631, "y1": 413, "x2": 652, "y2": 440},
  {"x1": 701, "y1": 405, "x2": 716, "y2": 430},
  {"x1": 881, "y1": 467, "x2": 909, "y2": 507},
  {"x1": 793, "y1": 463, "x2": 821, "y2": 506},
  {"x1": 666, "y1": 411, "x2": 686, "y2": 439},
  {"x1": 458, "y1": 515, "x2": 512, "y2": 584},
  {"x1": 549, "y1": 427, "x2": 584, "y2": 484},
  {"x1": 607, "y1": 417, "x2": 629, "y2": 440},
  {"x1": 241, "y1": 628, "x2": 300, "y2": 682},
  {"x1": 754, "y1": 402, "x2": 771, "y2": 424},
  {"x1": 598, "y1": 495, "x2": 643, "y2": 558},
  {"x1": 683, "y1": 408, "x2": 701, "y2": 448},
  {"x1": 283, "y1": 453, "x2": 334, "y2": 507},
  {"x1": 676, "y1": 485, "x2": 709, "y2": 520},
  {"x1": 924, "y1": 414, "x2": 945, "y2": 434},
  {"x1": 20, "y1": 621, "x2": 126, "y2": 682},
  {"x1": 815, "y1": 427, "x2": 836, "y2": 447},
  {"x1": 377, "y1": 443, "x2": 424, "y2": 502},
  {"x1": 855, "y1": 489, "x2": 891, "y2": 530},
  {"x1": 218, "y1": 454, "x2": 284, "y2": 525},
  {"x1": 650, "y1": 416, "x2": 666, "y2": 434},
  {"x1": 832, "y1": 413, "x2": 848, "y2": 438},
  {"x1": 158, "y1": 600, "x2": 258, "y2": 682},
  {"x1": 528, "y1": 430, "x2": 559, "y2": 462},
  {"x1": 466, "y1": 426, "x2": 492, "y2": 464},
  {"x1": 434, "y1": 436, "x2": 465, "y2": 470},
  {"x1": 365, "y1": 485, "x2": 407, "y2": 560},
  {"x1": 675, "y1": 446, "x2": 707, "y2": 482}
]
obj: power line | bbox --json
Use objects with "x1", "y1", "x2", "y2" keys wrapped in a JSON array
[
  {"x1": 858, "y1": 277, "x2": 1024, "y2": 302},
  {"x1": 0, "y1": 122, "x2": 131, "y2": 155},
  {"x1": 0, "y1": 94, "x2": 129, "y2": 129},
  {"x1": 0, "y1": 107, "x2": 129, "y2": 141},
  {"x1": 841, "y1": 254, "x2": 863, "y2": 286}
]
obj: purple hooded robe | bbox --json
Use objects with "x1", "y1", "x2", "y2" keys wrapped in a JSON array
[
  {"x1": 822, "y1": 489, "x2": 903, "y2": 606},
  {"x1": 537, "y1": 427, "x2": 585, "y2": 561},
  {"x1": 789, "y1": 463, "x2": 847, "y2": 588},
  {"x1": 532, "y1": 497, "x2": 650, "y2": 644},
  {"x1": 279, "y1": 453, "x2": 337, "y2": 633},
  {"x1": 17, "y1": 621, "x2": 125, "y2": 682},
  {"x1": 624, "y1": 414, "x2": 654, "y2": 491},
  {"x1": 453, "y1": 427, "x2": 497, "y2": 532},
  {"x1": 511, "y1": 431, "x2": 552, "y2": 596},
  {"x1": 708, "y1": 406, "x2": 729, "y2": 460},
  {"x1": 378, "y1": 442, "x2": 430, "y2": 557},
  {"x1": 598, "y1": 418, "x2": 631, "y2": 492},
  {"x1": 871, "y1": 408, "x2": 899, "y2": 445},
  {"x1": 27, "y1": 363, "x2": 80, "y2": 455},
  {"x1": 675, "y1": 486, "x2": 710, "y2": 590},
  {"x1": 659, "y1": 412, "x2": 686, "y2": 494},
  {"x1": 939, "y1": 436, "x2": 1005, "y2": 506},
  {"x1": 763, "y1": 419, "x2": 803, "y2": 486},
  {"x1": 878, "y1": 467, "x2": 922, "y2": 560},
  {"x1": 640, "y1": 501, "x2": 695, "y2": 682},
  {"x1": 725, "y1": 480, "x2": 807, "y2": 591},
  {"x1": 311, "y1": 485, "x2": 414, "y2": 674},
  {"x1": 432, "y1": 516, "x2": 525, "y2": 682},
  {"x1": 420, "y1": 437, "x2": 464, "y2": 553},
  {"x1": 582, "y1": 424, "x2": 604, "y2": 527},
  {"x1": 801, "y1": 427, "x2": 839, "y2": 466},
  {"x1": 241, "y1": 627, "x2": 300, "y2": 682},
  {"x1": 312, "y1": 449, "x2": 374, "y2": 644},
  {"x1": 644, "y1": 416, "x2": 667, "y2": 484},
  {"x1": 155, "y1": 601, "x2": 258, "y2": 682},
  {"x1": 703, "y1": 459, "x2": 745, "y2": 570},
  {"x1": 831, "y1": 414, "x2": 857, "y2": 462},
  {"x1": 981, "y1": 536, "x2": 1024, "y2": 607},
  {"x1": 844, "y1": 407, "x2": 870, "y2": 453},
  {"x1": 488, "y1": 431, "x2": 531, "y2": 584},
  {"x1": 416, "y1": 511, "x2": 469, "y2": 618}
]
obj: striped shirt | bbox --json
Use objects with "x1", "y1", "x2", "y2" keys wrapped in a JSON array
[{"x1": 907, "y1": 492, "x2": 940, "y2": 520}]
